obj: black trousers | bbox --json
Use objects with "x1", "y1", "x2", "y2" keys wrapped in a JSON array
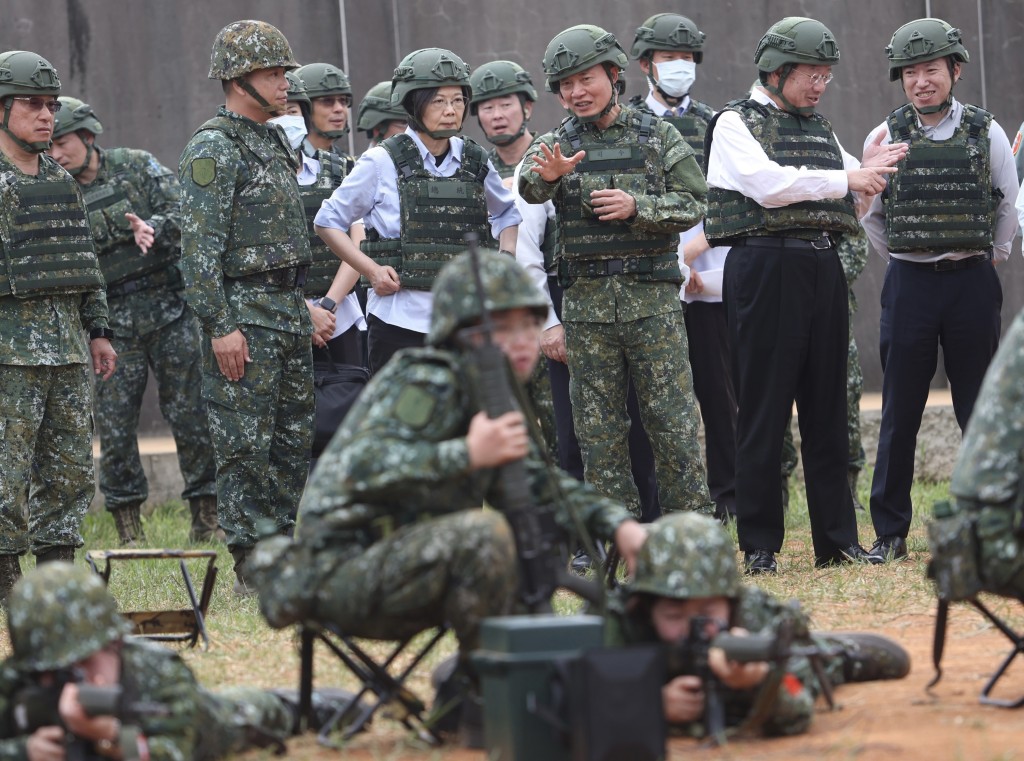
[
  {"x1": 366, "y1": 314, "x2": 425, "y2": 376},
  {"x1": 870, "y1": 257, "x2": 1001, "y2": 539},
  {"x1": 724, "y1": 242, "x2": 857, "y2": 558},
  {"x1": 311, "y1": 324, "x2": 364, "y2": 367}
]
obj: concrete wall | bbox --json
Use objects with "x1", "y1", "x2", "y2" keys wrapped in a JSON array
[{"x1": 4, "y1": 0, "x2": 1023, "y2": 434}]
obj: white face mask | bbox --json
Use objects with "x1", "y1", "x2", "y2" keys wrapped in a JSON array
[
  {"x1": 654, "y1": 59, "x2": 696, "y2": 98},
  {"x1": 269, "y1": 114, "x2": 307, "y2": 150}
]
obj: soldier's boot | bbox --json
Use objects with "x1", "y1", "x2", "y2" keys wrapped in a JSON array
[
  {"x1": 429, "y1": 655, "x2": 484, "y2": 747},
  {"x1": 268, "y1": 687, "x2": 368, "y2": 735},
  {"x1": 848, "y1": 468, "x2": 865, "y2": 512},
  {"x1": 35, "y1": 546, "x2": 75, "y2": 564},
  {"x1": 188, "y1": 496, "x2": 224, "y2": 543},
  {"x1": 231, "y1": 547, "x2": 256, "y2": 598},
  {"x1": 112, "y1": 502, "x2": 145, "y2": 546},
  {"x1": 824, "y1": 632, "x2": 911, "y2": 684},
  {"x1": 0, "y1": 555, "x2": 22, "y2": 607}
]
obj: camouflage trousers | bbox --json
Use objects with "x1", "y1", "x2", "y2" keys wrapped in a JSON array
[
  {"x1": 95, "y1": 308, "x2": 215, "y2": 510},
  {"x1": 524, "y1": 359, "x2": 559, "y2": 463},
  {"x1": 197, "y1": 687, "x2": 295, "y2": 760},
  {"x1": 0, "y1": 363, "x2": 93, "y2": 554},
  {"x1": 203, "y1": 325, "x2": 313, "y2": 549},
  {"x1": 564, "y1": 311, "x2": 713, "y2": 517}
]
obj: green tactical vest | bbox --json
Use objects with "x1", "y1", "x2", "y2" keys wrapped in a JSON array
[
  {"x1": 883, "y1": 104, "x2": 995, "y2": 254},
  {"x1": 488, "y1": 148, "x2": 517, "y2": 180},
  {"x1": 360, "y1": 134, "x2": 494, "y2": 290},
  {"x1": 300, "y1": 149, "x2": 351, "y2": 296},
  {"x1": 0, "y1": 161, "x2": 104, "y2": 298},
  {"x1": 82, "y1": 148, "x2": 181, "y2": 287},
  {"x1": 554, "y1": 109, "x2": 679, "y2": 278},
  {"x1": 192, "y1": 116, "x2": 310, "y2": 278},
  {"x1": 705, "y1": 100, "x2": 860, "y2": 245},
  {"x1": 665, "y1": 101, "x2": 714, "y2": 169}
]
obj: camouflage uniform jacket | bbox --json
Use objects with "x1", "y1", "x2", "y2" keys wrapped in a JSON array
[
  {"x1": 179, "y1": 107, "x2": 311, "y2": 339},
  {"x1": 0, "y1": 152, "x2": 108, "y2": 366},
  {"x1": 85, "y1": 147, "x2": 186, "y2": 340},
  {"x1": 487, "y1": 147, "x2": 517, "y2": 180},
  {"x1": 604, "y1": 585, "x2": 815, "y2": 737},
  {"x1": 298, "y1": 346, "x2": 632, "y2": 550},
  {"x1": 518, "y1": 106, "x2": 707, "y2": 323}
]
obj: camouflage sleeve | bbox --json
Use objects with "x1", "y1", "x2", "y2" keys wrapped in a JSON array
[
  {"x1": 524, "y1": 456, "x2": 631, "y2": 542},
  {"x1": 630, "y1": 120, "x2": 707, "y2": 234},
  {"x1": 120, "y1": 641, "x2": 200, "y2": 761},
  {"x1": 0, "y1": 665, "x2": 31, "y2": 761},
  {"x1": 517, "y1": 132, "x2": 561, "y2": 204},
  {"x1": 179, "y1": 132, "x2": 239, "y2": 338},
  {"x1": 836, "y1": 225, "x2": 869, "y2": 286},
  {"x1": 132, "y1": 149, "x2": 181, "y2": 256},
  {"x1": 78, "y1": 287, "x2": 109, "y2": 333}
]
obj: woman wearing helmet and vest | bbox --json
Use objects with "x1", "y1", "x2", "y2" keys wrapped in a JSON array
[{"x1": 314, "y1": 48, "x2": 520, "y2": 375}]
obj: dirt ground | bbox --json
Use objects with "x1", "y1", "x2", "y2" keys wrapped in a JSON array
[{"x1": 270, "y1": 602, "x2": 1024, "y2": 761}]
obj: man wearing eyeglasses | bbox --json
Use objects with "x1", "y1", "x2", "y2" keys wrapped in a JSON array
[
  {"x1": 703, "y1": 17, "x2": 906, "y2": 574},
  {"x1": 0, "y1": 50, "x2": 117, "y2": 600}
]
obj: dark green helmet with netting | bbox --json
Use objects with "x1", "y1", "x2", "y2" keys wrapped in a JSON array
[
  {"x1": 295, "y1": 62, "x2": 353, "y2": 100},
  {"x1": 0, "y1": 50, "x2": 61, "y2": 99},
  {"x1": 469, "y1": 60, "x2": 538, "y2": 115},
  {"x1": 52, "y1": 96, "x2": 103, "y2": 139},
  {"x1": 631, "y1": 512, "x2": 740, "y2": 600},
  {"x1": 284, "y1": 71, "x2": 310, "y2": 109},
  {"x1": 754, "y1": 17, "x2": 840, "y2": 73},
  {"x1": 886, "y1": 18, "x2": 969, "y2": 82},
  {"x1": 391, "y1": 48, "x2": 472, "y2": 111},
  {"x1": 356, "y1": 80, "x2": 406, "y2": 136},
  {"x1": 208, "y1": 20, "x2": 298, "y2": 80},
  {"x1": 8, "y1": 563, "x2": 131, "y2": 672},
  {"x1": 428, "y1": 250, "x2": 549, "y2": 346},
  {"x1": 542, "y1": 24, "x2": 629, "y2": 93},
  {"x1": 631, "y1": 14, "x2": 706, "y2": 64}
]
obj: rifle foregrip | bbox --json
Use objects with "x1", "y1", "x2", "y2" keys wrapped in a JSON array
[{"x1": 711, "y1": 633, "x2": 776, "y2": 663}]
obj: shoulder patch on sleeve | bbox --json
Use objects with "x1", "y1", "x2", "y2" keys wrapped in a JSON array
[
  {"x1": 393, "y1": 384, "x2": 436, "y2": 429},
  {"x1": 190, "y1": 157, "x2": 217, "y2": 187}
]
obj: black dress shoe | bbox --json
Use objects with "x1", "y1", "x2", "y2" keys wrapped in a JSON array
[
  {"x1": 866, "y1": 535, "x2": 909, "y2": 564},
  {"x1": 744, "y1": 549, "x2": 777, "y2": 575},
  {"x1": 815, "y1": 543, "x2": 873, "y2": 568},
  {"x1": 569, "y1": 549, "x2": 592, "y2": 576}
]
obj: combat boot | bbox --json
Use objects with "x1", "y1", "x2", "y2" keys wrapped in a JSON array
[
  {"x1": 188, "y1": 496, "x2": 223, "y2": 543},
  {"x1": 825, "y1": 632, "x2": 911, "y2": 683},
  {"x1": 35, "y1": 546, "x2": 75, "y2": 564},
  {"x1": 848, "y1": 469, "x2": 865, "y2": 512},
  {"x1": 0, "y1": 555, "x2": 22, "y2": 606},
  {"x1": 269, "y1": 687, "x2": 367, "y2": 734},
  {"x1": 112, "y1": 502, "x2": 145, "y2": 546},
  {"x1": 230, "y1": 547, "x2": 256, "y2": 597}
]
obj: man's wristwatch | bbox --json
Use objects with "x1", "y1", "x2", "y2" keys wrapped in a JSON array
[
  {"x1": 319, "y1": 297, "x2": 337, "y2": 313},
  {"x1": 89, "y1": 327, "x2": 115, "y2": 341}
]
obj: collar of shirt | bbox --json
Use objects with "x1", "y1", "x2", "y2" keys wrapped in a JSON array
[
  {"x1": 645, "y1": 91, "x2": 690, "y2": 118},
  {"x1": 913, "y1": 97, "x2": 963, "y2": 141},
  {"x1": 404, "y1": 126, "x2": 463, "y2": 172},
  {"x1": 297, "y1": 153, "x2": 319, "y2": 186}
]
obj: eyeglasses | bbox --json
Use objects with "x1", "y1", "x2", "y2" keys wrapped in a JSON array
[
  {"x1": 9, "y1": 96, "x2": 62, "y2": 114},
  {"x1": 792, "y1": 70, "x2": 833, "y2": 86},
  {"x1": 428, "y1": 96, "x2": 468, "y2": 111},
  {"x1": 314, "y1": 95, "x2": 351, "y2": 109}
]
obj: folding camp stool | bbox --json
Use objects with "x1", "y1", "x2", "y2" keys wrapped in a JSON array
[
  {"x1": 86, "y1": 549, "x2": 218, "y2": 650},
  {"x1": 297, "y1": 622, "x2": 448, "y2": 746}
]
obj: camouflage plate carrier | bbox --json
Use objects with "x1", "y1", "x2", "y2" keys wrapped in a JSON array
[{"x1": 300, "y1": 149, "x2": 351, "y2": 296}]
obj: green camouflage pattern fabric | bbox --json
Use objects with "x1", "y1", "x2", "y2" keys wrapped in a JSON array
[
  {"x1": 488, "y1": 147, "x2": 518, "y2": 180},
  {"x1": 300, "y1": 149, "x2": 350, "y2": 296},
  {"x1": 632, "y1": 512, "x2": 739, "y2": 599},
  {"x1": 524, "y1": 360, "x2": 559, "y2": 463},
  {"x1": 208, "y1": 20, "x2": 298, "y2": 80},
  {"x1": 251, "y1": 345, "x2": 631, "y2": 649},
  {"x1": 629, "y1": 97, "x2": 715, "y2": 174}
]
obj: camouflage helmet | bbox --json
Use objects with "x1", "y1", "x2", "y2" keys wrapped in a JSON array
[
  {"x1": 52, "y1": 96, "x2": 103, "y2": 139},
  {"x1": 0, "y1": 50, "x2": 61, "y2": 99},
  {"x1": 8, "y1": 563, "x2": 131, "y2": 672},
  {"x1": 886, "y1": 18, "x2": 969, "y2": 82},
  {"x1": 754, "y1": 17, "x2": 840, "y2": 72},
  {"x1": 391, "y1": 48, "x2": 472, "y2": 112},
  {"x1": 631, "y1": 513, "x2": 740, "y2": 600},
  {"x1": 295, "y1": 62, "x2": 353, "y2": 100},
  {"x1": 284, "y1": 70, "x2": 310, "y2": 109},
  {"x1": 356, "y1": 80, "x2": 407, "y2": 136},
  {"x1": 208, "y1": 20, "x2": 298, "y2": 80},
  {"x1": 469, "y1": 60, "x2": 538, "y2": 115},
  {"x1": 631, "y1": 14, "x2": 706, "y2": 64},
  {"x1": 542, "y1": 25, "x2": 629, "y2": 93},
  {"x1": 428, "y1": 250, "x2": 549, "y2": 346}
]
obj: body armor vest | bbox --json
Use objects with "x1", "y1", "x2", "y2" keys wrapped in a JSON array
[
  {"x1": 664, "y1": 100, "x2": 714, "y2": 169},
  {"x1": 705, "y1": 100, "x2": 859, "y2": 245},
  {"x1": 553, "y1": 110, "x2": 678, "y2": 279},
  {"x1": 193, "y1": 116, "x2": 310, "y2": 278},
  {"x1": 0, "y1": 161, "x2": 103, "y2": 298},
  {"x1": 83, "y1": 148, "x2": 180, "y2": 287},
  {"x1": 884, "y1": 104, "x2": 995, "y2": 253},
  {"x1": 301, "y1": 150, "x2": 349, "y2": 296},
  {"x1": 360, "y1": 134, "x2": 493, "y2": 291}
]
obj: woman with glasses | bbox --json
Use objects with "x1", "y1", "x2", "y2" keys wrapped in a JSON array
[{"x1": 314, "y1": 47, "x2": 520, "y2": 374}]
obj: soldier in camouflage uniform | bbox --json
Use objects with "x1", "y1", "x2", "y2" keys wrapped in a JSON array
[
  {"x1": 0, "y1": 563, "x2": 357, "y2": 761},
  {"x1": 606, "y1": 512, "x2": 910, "y2": 737},
  {"x1": 178, "y1": 21, "x2": 314, "y2": 594},
  {"x1": 250, "y1": 252, "x2": 646, "y2": 701},
  {"x1": 704, "y1": 18, "x2": 906, "y2": 573},
  {"x1": 355, "y1": 81, "x2": 408, "y2": 148},
  {"x1": 48, "y1": 97, "x2": 218, "y2": 545},
  {"x1": 862, "y1": 18, "x2": 1019, "y2": 564},
  {"x1": 0, "y1": 50, "x2": 117, "y2": 598},
  {"x1": 519, "y1": 24, "x2": 714, "y2": 519}
]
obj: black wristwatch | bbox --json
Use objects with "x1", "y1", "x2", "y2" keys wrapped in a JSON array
[
  {"x1": 319, "y1": 297, "x2": 337, "y2": 313},
  {"x1": 89, "y1": 327, "x2": 115, "y2": 341}
]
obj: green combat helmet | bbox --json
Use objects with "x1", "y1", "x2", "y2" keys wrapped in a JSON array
[
  {"x1": 0, "y1": 50, "x2": 61, "y2": 153},
  {"x1": 8, "y1": 563, "x2": 131, "y2": 672},
  {"x1": 470, "y1": 60, "x2": 538, "y2": 146},
  {"x1": 295, "y1": 63, "x2": 352, "y2": 139},
  {"x1": 52, "y1": 96, "x2": 103, "y2": 176},
  {"x1": 427, "y1": 249, "x2": 548, "y2": 346},
  {"x1": 208, "y1": 20, "x2": 298, "y2": 113},
  {"x1": 630, "y1": 13, "x2": 705, "y2": 64},
  {"x1": 754, "y1": 17, "x2": 840, "y2": 117},
  {"x1": 284, "y1": 71, "x2": 310, "y2": 111},
  {"x1": 542, "y1": 24, "x2": 628, "y2": 123},
  {"x1": 391, "y1": 48, "x2": 472, "y2": 140},
  {"x1": 631, "y1": 512, "x2": 740, "y2": 600},
  {"x1": 887, "y1": 18, "x2": 968, "y2": 114},
  {"x1": 356, "y1": 80, "x2": 407, "y2": 140}
]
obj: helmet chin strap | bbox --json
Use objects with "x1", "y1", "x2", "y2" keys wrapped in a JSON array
[
  {"x1": 646, "y1": 73, "x2": 684, "y2": 109},
  {"x1": 763, "y1": 69, "x2": 815, "y2": 118},
  {"x1": 312, "y1": 124, "x2": 349, "y2": 140},
  {"x1": 237, "y1": 78, "x2": 280, "y2": 115},
  {"x1": 1, "y1": 102, "x2": 51, "y2": 154},
  {"x1": 410, "y1": 113, "x2": 462, "y2": 141},
  {"x1": 67, "y1": 133, "x2": 95, "y2": 177}
]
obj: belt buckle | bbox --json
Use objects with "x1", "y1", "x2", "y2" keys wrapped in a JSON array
[
  {"x1": 811, "y1": 234, "x2": 833, "y2": 250},
  {"x1": 606, "y1": 259, "x2": 624, "y2": 275}
]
